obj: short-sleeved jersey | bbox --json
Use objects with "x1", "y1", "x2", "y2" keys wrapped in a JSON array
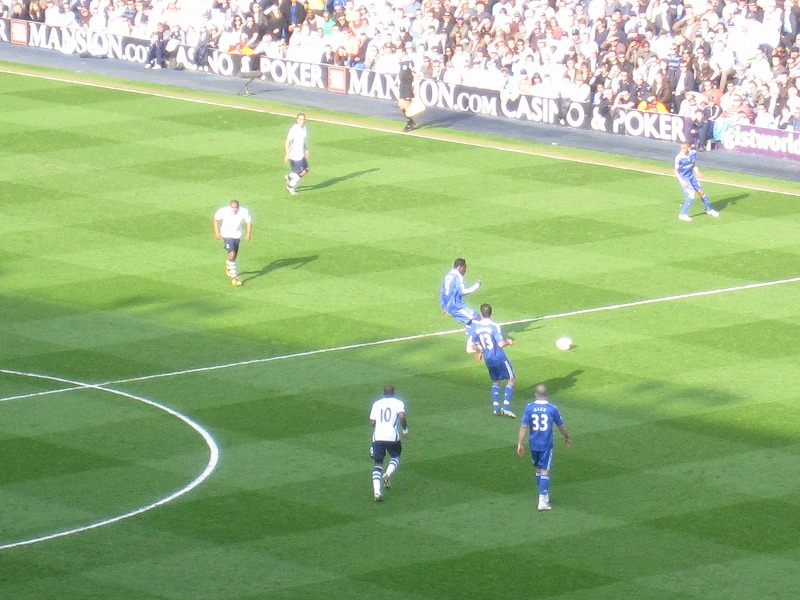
[
  {"x1": 370, "y1": 396, "x2": 406, "y2": 442},
  {"x1": 674, "y1": 148, "x2": 697, "y2": 179},
  {"x1": 521, "y1": 399, "x2": 565, "y2": 451},
  {"x1": 286, "y1": 123, "x2": 307, "y2": 161},
  {"x1": 467, "y1": 317, "x2": 508, "y2": 364},
  {"x1": 440, "y1": 268, "x2": 478, "y2": 313},
  {"x1": 214, "y1": 206, "x2": 252, "y2": 239}
]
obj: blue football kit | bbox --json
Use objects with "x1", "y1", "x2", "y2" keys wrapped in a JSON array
[
  {"x1": 440, "y1": 268, "x2": 479, "y2": 324},
  {"x1": 675, "y1": 147, "x2": 714, "y2": 216},
  {"x1": 468, "y1": 318, "x2": 514, "y2": 381}
]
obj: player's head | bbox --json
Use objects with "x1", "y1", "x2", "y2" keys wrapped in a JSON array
[
  {"x1": 453, "y1": 258, "x2": 467, "y2": 272},
  {"x1": 230, "y1": 199, "x2": 240, "y2": 212},
  {"x1": 680, "y1": 142, "x2": 691, "y2": 153},
  {"x1": 383, "y1": 384, "x2": 395, "y2": 397},
  {"x1": 535, "y1": 384, "x2": 548, "y2": 398},
  {"x1": 296, "y1": 113, "x2": 306, "y2": 124},
  {"x1": 480, "y1": 303, "x2": 492, "y2": 318}
]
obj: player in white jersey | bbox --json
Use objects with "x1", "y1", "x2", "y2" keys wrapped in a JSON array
[
  {"x1": 369, "y1": 384, "x2": 408, "y2": 502},
  {"x1": 284, "y1": 113, "x2": 309, "y2": 196},
  {"x1": 212, "y1": 199, "x2": 252, "y2": 286}
]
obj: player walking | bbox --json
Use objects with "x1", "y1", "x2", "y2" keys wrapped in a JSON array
[
  {"x1": 517, "y1": 385, "x2": 572, "y2": 511},
  {"x1": 212, "y1": 199, "x2": 252, "y2": 287},
  {"x1": 674, "y1": 142, "x2": 719, "y2": 222},
  {"x1": 284, "y1": 113, "x2": 309, "y2": 196},
  {"x1": 369, "y1": 385, "x2": 408, "y2": 502},
  {"x1": 468, "y1": 303, "x2": 516, "y2": 417}
]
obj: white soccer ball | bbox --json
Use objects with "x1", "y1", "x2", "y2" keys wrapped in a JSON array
[{"x1": 556, "y1": 337, "x2": 573, "y2": 351}]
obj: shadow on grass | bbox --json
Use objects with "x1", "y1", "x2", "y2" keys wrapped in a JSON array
[
  {"x1": 302, "y1": 168, "x2": 379, "y2": 191},
  {"x1": 504, "y1": 321, "x2": 540, "y2": 336},
  {"x1": 711, "y1": 193, "x2": 749, "y2": 212},
  {"x1": 241, "y1": 254, "x2": 318, "y2": 282},
  {"x1": 521, "y1": 369, "x2": 584, "y2": 396}
]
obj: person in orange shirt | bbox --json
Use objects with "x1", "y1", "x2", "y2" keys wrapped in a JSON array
[{"x1": 637, "y1": 94, "x2": 669, "y2": 112}]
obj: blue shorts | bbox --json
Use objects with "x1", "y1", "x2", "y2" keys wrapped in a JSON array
[
  {"x1": 223, "y1": 238, "x2": 241, "y2": 254},
  {"x1": 530, "y1": 448, "x2": 554, "y2": 471},
  {"x1": 447, "y1": 306, "x2": 478, "y2": 325},
  {"x1": 680, "y1": 173, "x2": 701, "y2": 192},
  {"x1": 289, "y1": 158, "x2": 309, "y2": 175},
  {"x1": 371, "y1": 440, "x2": 402, "y2": 463},
  {"x1": 486, "y1": 359, "x2": 514, "y2": 382}
]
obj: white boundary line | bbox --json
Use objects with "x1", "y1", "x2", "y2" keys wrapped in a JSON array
[
  {"x1": 1, "y1": 68, "x2": 799, "y2": 197},
  {"x1": 0, "y1": 275, "x2": 797, "y2": 548},
  {"x1": 105, "y1": 275, "x2": 800, "y2": 386},
  {"x1": 0, "y1": 369, "x2": 220, "y2": 551},
  {"x1": 0, "y1": 67, "x2": 797, "y2": 547}
]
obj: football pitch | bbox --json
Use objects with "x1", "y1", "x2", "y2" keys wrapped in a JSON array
[{"x1": 1, "y1": 67, "x2": 799, "y2": 599}]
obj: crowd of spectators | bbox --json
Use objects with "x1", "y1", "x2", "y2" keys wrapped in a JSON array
[{"x1": 4, "y1": 0, "x2": 800, "y2": 136}]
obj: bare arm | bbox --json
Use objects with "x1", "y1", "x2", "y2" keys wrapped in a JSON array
[
  {"x1": 244, "y1": 221, "x2": 252, "y2": 241},
  {"x1": 399, "y1": 412, "x2": 408, "y2": 438},
  {"x1": 213, "y1": 218, "x2": 221, "y2": 239},
  {"x1": 558, "y1": 424, "x2": 573, "y2": 447},
  {"x1": 516, "y1": 423, "x2": 529, "y2": 456},
  {"x1": 498, "y1": 337, "x2": 514, "y2": 348}
]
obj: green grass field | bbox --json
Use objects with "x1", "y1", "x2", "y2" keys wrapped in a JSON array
[{"x1": 1, "y1": 66, "x2": 799, "y2": 599}]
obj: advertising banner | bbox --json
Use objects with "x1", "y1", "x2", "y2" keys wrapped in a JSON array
[
  {"x1": 2, "y1": 18, "x2": 793, "y2": 161},
  {"x1": 719, "y1": 123, "x2": 800, "y2": 162}
]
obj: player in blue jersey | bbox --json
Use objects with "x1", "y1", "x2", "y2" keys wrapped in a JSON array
[
  {"x1": 674, "y1": 142, "x2": 719, "y2": 222},
  {"x1": 468, "y1": 303, "x2": 517, "y2": 418},
  {"x1": 517, "y1": 384, "x2": 572, "y2": 511},
  {"x1": 440, "y1": 258, "x2": 482, "y2": 352},
  {"x1": 369, "y1": 384, "x2": 408, "y2": 502}
]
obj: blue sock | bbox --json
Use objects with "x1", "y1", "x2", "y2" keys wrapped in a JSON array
[
  {"x1": 372, "y1": 466, "x2": 383, "y2": 488},
  {"x1": 503, "y1": 385, "x2": 514, "y2": 409},
  {"x1": 701, "y1": 194, "x2": 712, "y2": 210},
  {"x1": 539, "y1": 474, "x2": 550, "y2": 497},
  {"x1": 491, "y1": 384, "x2": 501, "y2": 412},
  {"x1": 536, "y1": 472, "x2": 541, "y2": 488},
  {"x1": 680, "y1": 196, "x2": 693, "y2": 215}
]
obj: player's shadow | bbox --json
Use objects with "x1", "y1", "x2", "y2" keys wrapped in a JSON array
[
  {"x1": 304, "y1": 168, "x2": 379, "y2": 191},
  {"x1": 711, "y1": 193, "x2": 749, "y2": 212},
  {"x1": 417, "y1": 112, "x2": 474, "y2": 129},
  {"x1": 240, "y1": 255, "x2": 317, "y2": 282},
  {"x1": 503, "y1": 321, "x2": 540, "y2": 336},
  {"x1": 524, "y1": 369, "x2": 584, "y2": 396}
]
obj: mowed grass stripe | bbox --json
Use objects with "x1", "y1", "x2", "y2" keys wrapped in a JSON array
[{"x1": 1, "y1": 70, "x2": 799, "y2": 599}]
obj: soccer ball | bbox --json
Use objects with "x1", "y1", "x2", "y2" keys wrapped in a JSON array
[{"x1": 556, "y1": 337, "x2": 573, "y2": 351}]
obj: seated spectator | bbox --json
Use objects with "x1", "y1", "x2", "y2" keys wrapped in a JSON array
[
  {"x1": 700, "y1": 79, "x2": 723, "y2": 108},
  {"x1": 517, "y1": 69, "x2": 535, "y2": 95},
  {"x1": 612, "y1": 88, "x2": 636, "y2": 112},
  {"x1": 192, "y1": 24, "x2": 213, "y2": 71},
  {"x1": 753, "y1": 102, "x2": 778, "y2": 127},
  {"x1": 689, "y1": 108, "x2": 713, "y2": 149},
  {"x1": 721, "y1": 90, "x2": 754, "y2": 122},
  {"x1": 678, "y1": 91, "x2": 705, "y2": 117},
  {"x1": 652, "y1": 69, "x2": 674, "y2": 108},
  {"x1": 637, "y1": 94, "x2": 670, "y2": 112},
  {"x1": 28, "y1": 1, "x2": 45, "y2": 22},
  {"x1": 144, "y1": 22, "x2": 169, "y2": 69},
  {"x1": 594, "y1": 87, "x2": 614, "y2": 127},
  {"x1": 11, "y1": 2, "x2": 29, "y2": 20}
]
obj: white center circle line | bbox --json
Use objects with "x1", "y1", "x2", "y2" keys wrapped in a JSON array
[{"x1": 0, "y1": 369, "x2": 220, "y2": 551}]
